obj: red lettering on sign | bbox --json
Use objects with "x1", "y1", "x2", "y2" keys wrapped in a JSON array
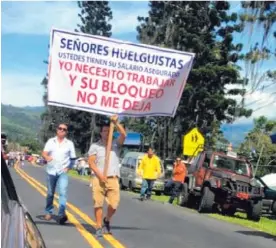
[
  {"x1": 122, "y1": 99, "x2": 151, "y2": 112},
  {"x1": 69, "y1": 74, "x2": 77, "y2": 86},
  {"x1": 101, "y1": 96, "x2": 120, "y2": 109},
  {"x1": 101, "y1": 96, "x2": 112, "y2": 107},
  {"x1": 80, "y1": 77, "x2": 98, "y2": 89},
  {"x1": 77, "y1": 90, "x2": 97, "y2": 105}
]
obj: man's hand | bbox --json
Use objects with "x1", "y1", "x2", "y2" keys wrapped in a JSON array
[
  {"x1": 110, "y1": 114, "x2": 119, "y2": 124},
  {"x1": 99, "y1": 174, "x2": 107, "y2": 183},
  {"x1": 46, "y1": 156, "x2": 53, "y2": 162},
  {"x1": 137, "y1": 170, "x2": 142, "y2": 178},
  {"x1": 63, "y1": 167, "x2": 69, "y2": 173}
]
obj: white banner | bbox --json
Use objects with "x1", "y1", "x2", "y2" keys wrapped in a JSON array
[{"x1": 48, "y1": 28, "x2": 195, "y2": 117}]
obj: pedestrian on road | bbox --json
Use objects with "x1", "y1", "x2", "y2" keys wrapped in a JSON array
[
  {"x1": 165, "y1": 157, "x2": 187, "y2": 204},
  {"x1": 42, "y1": 123, "x2": 76, "y2": 225},
  {"x1": 20, "y1": 154, "x2": 25, "y2": 167},
  {"x1": 138, "y1": 148, "x2": 161, "y2": 201},
  {"x1": 8, "y1": 150, "x2": 16, "y2": 167},
  {"x1": 88, "y1": 115, "x2": 126, "y2": 237}
]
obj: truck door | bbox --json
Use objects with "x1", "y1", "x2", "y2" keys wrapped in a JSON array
[{"x1": 195, "y1": 153, "x2": 210, "y2": 187}]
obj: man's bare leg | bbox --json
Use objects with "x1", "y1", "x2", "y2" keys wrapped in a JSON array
[
  {"x1": 94, "y1": 207, "x2": 103, "y2": 228},
  {"x1": 106, "y1": 205, "x2": 116, "y2": 221},
  {"x1": 103, "y1": 205, "x2": 116, "y2": 234}
]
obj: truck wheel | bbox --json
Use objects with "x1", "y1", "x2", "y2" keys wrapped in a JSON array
[
  {"x1": 198, "y1": 186, "x2": 215, "y2": 213},
  {"x1": 272, "y1": 201, "x2": 276, "y2": 215},
  {"x1": 128, "y1": 181, "x2": 133, "y2": 191},
  {"x1": 155, "y1": 191, "x2": 162, "y2": 196},
  {"x1": 247, "y1": 200, "x2": 262, "y2": 222},
  {"x1": 120, "y1": 179, "x2": 127, "y2": 190},
  {"x1": 177, "y1": 183, "x2": 189, "y2": 207}
]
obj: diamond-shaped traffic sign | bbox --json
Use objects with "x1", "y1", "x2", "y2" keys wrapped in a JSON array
[{"x1": 183, "y1": 128, "x2": 205, "y2": 156}]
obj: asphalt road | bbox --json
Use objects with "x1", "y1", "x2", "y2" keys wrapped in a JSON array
[{"x1": 10, "y1": 163, "x2": 275, "y2": 248}]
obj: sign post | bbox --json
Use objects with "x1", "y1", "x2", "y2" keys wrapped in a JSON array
[{"x1": 103, "y1": 121, "x2": 114, "y2": 178}]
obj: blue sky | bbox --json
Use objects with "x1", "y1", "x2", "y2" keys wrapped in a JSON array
[{"x1": 1, "y1": 1, "x2": 276, "y2": 144}]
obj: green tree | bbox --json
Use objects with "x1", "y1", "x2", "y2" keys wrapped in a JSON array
[
  {"x1": 20, "y1": 139, "x2": 42, "y2": 154},
  {"x1": 40, "y1": 1, "x2": 112, "y2": 154},
  {"x1": 135, "y1": 1, "x2": 252, "y2": 158},
  {"x1": 239, "y1": 116, "x2": 276, "y2": 176},
  {"x1": 238, "y1": 1, "x2": 276, "y2": 113},
  {"x1": 240, "y1": 1, "x2": 276, "y2": 46},
  {"x1": 252, "y1": 116, "x2": 276, "y2": 133}
]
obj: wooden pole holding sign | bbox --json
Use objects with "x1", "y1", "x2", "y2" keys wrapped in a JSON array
[{"x1": 103, "y1": 121, "x2": 115, "y2": 178}]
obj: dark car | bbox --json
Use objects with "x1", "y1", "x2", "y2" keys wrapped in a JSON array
[
  {"x1": 1, "y1": 152, "x2": 46, "y2": 248},
  {"x1": 256, "y1": 176, "x2": 276, "y2": 215}
]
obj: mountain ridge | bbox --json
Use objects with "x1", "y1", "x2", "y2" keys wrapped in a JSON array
[
  {"x1": 1, "y1": 103, "x2": 252, "y2": 145},
  {"x1": 1, "y1": 104, "x2": 45, "y2": 142}
]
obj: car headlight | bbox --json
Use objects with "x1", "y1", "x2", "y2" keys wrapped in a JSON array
[
  {"x1": 135, "y1": 178, "x2": 142, "y2": 184},
  {"x1": 230, "y1": 175, "x2": 236, "y2": 182},
  {"x1": 250, "y1": 178, "x2": 258, "y2": 187}
]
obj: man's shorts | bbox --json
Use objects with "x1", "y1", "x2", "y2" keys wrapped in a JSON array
[{"x1": 92, "y1": 176, "x2": 120, "y2": 209}]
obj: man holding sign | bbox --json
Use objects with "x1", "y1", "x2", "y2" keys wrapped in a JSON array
[{"x1": 88, "y1": 115, "x2": 126, "y2": 237}]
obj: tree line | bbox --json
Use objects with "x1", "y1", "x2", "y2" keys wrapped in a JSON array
[{"x1": 39, "y1": 1, "x2": 276, "y2": 158}]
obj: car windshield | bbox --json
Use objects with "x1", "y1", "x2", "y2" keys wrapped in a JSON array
[
  {"x1": 162, "y1": 160, "x2": 174, "y2": 179},
  {"x1": 212, "y1": 155, "x2": 249, "y2": 176}
]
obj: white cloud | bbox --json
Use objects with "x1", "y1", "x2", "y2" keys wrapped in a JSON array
[
  {"x1": 2, "y1": 1, "x2": 79, "y2": 35},
  {"x1": 1, "y1": 1, "x2": 149, "y2": 36},
  {"x1": 227, "y1": 84, "x2": 276, "y2": 124},
  {"x1": 111, "y1": 3, "x2": 149, "y2": 35},
  {"x1": 1, "y1": 72, "x2": 45, "y2": 106}
]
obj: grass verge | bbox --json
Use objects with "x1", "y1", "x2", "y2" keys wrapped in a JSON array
[
  {"x1": 149, "y1": 194, "x2": 276, "y2": 236},
  {"x1": 68, "y1": 170, "x2": 90, "y2": 182},
  {"x1": 210, "y1": 212, "x2": 276, "y2": 236},
  {"x1": 68, "y1": 172, "x2": 276, "y2": 236}
]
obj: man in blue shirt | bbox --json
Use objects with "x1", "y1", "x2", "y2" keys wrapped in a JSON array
[{"x1": 42, "y1": 123, "x2": 76, "y2": 224}]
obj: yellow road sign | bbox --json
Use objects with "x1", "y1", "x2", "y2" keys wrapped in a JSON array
[{"x1": 183, "y1": 128, "x2": 205, "y2": 156}]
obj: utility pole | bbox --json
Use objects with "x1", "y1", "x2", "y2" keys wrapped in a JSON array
[
  {"x1": 90, "y1": 114, "x2": 96, "y2": 146},
  {"x1": 254, "y1": 144, "x2": 264, "y2": 177}
]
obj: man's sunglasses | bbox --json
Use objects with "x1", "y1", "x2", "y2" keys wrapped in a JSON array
[{"x1": 58, "y1": 127, "x2": 67, "y2": 132}]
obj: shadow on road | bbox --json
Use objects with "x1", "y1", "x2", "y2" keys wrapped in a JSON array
[
  {"x1": 110, "y1": 225, "x2": 149, "y2": 230},
  {"x1": 236, "y1": 231, "x2": 276, "y2": 241},
  {"x1": 35, "y1": 215, "x2": 148, "y2": 233},
  {"x1": 35, "y1": 220, "x2": 75, "y2": 227}
]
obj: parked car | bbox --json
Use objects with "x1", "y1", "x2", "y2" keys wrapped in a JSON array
[
  {"x1": 178, "y1": 150, "x2": 263, "y2": 221},
  {"x1": 1, "y1": 152, "x2": 46, "y2": 247},
  {"x1": 256, "y1": 175, "x2": 276, "y2": 215},
  {"x1": 119, "y1": 152, "x2": 165, "y2": 195},
  {"x1": 36, "y1": 157, "x2": 47, "y2": 166},
  {"x1": 75, "y1": 157, "x2": 91, "y2": 176}
]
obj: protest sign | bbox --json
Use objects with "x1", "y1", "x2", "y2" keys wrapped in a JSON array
[{"x1": 48, "y1": 28, "x2": 195, "y2": 117}]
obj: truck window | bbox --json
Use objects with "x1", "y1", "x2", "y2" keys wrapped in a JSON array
[
  {"x1": 130, "y1": 158, "x2": 136, "y2": 169},
  {"x1": 126, "y1": 157, "x2": 132, "y2": 168},
  {"x1": 189, "y1": 153, "x2": 203, "y2": 173},
  {"x1": 122, "y1": 157, "x2": 128, "y2": 167},
  {"x1": 212, "y1": 155, "x2": 249, "y2": 176},
  {"x1": 203, "y1": 153, "x2": 211, "y2": 168}
]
